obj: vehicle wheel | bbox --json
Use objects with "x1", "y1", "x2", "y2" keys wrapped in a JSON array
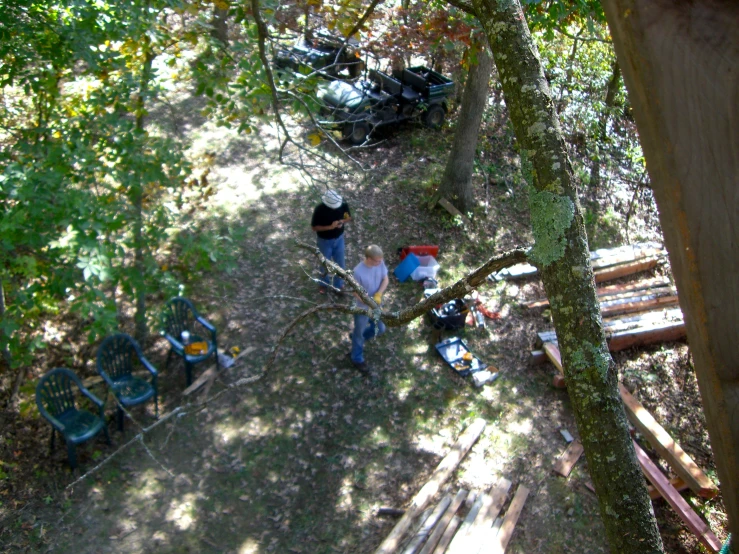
[
  {"x1": 423, "y1": 105, "x2": 446, "y2": 129},
  {"x1": 344, "y1": 121, "x2": 370, "y2": 145}
]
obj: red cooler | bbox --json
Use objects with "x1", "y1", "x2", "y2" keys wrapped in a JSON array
[{"x1": 399, "y1": 245, "x2": 439, "y2": 260}]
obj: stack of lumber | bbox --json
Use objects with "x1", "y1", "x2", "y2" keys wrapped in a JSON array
[
  {"x1": 530, "y1": 306, "x2": 685, "y2": 365},
  {"x1": 540, "y1": 345, "x2": 721, "y2": 553},
  {"x1": 374, "y1": 419, "x2": 530, "y2": 554},
  {"x1": 524, "y1": 276, "x2": 679, "y2": 317},
  {"x1": 380, "y1": 482, "x2": 530, "y2": 554},
  {"x1": 491, "y1": 242, "x2": 665, "y2": 282}
]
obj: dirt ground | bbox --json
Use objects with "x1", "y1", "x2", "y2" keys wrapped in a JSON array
[{"x1": 0, "y1": 92, "x2": 728, "y2": 553}]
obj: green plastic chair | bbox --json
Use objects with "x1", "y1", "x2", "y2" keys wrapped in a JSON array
[
  {"x1": 97, "y1": 334, "x2": 158, "y2": 431},
  {"x1": 36, "y1": 368, "x2": 110, "y2": 469},
  {"x1": 161, "y1": 297, "x2": 219, "y2": 387}
]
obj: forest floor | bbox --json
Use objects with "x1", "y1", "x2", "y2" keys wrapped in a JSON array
[{"x1": 0, "y1": 90, "x2": 729, "y2": 553}]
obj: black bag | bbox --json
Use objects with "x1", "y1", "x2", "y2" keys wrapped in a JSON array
[{"x1": 429, "y1": 299, "x2": 468, "y2": 330}]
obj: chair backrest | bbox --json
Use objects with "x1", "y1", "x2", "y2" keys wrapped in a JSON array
[
  {"x1": 36, "y1": 368, "x2": 83, "y2": 419},
  {"x1": 162, "y1": 297, "x2": 197, "y2": 339},
  {"x1": 97, "y1": 334, "x2": 139, "y2": 381}
]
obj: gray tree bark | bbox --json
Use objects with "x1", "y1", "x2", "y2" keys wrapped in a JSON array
[
  {"x1": 438, "y1": 44, "x2": 493, "y2": 215},
  {"x1": 468, "y1": 0, "x2": 664, "y2": 550},
  {"x1": 589, "y1": 59, "x2": 621, "y2": 191},
  {"x1": 602, "y1": 0, "x2": 739, "y2": 539}
]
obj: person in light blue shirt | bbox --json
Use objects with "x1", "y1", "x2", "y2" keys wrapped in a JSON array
[{"x1": 349, "y1": 245, "x2": 389, "y2": 372}]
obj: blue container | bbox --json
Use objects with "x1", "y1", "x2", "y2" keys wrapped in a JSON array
[{"x1": 394, "y1": 253, "x2": 420, "y2": 282}]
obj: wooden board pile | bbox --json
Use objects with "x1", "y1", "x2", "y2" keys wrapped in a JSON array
[
  {"x1": 491, "y1": 242, "x2": 666, "y2": 282},
  {"x1": 541, "y1": 345, "x2": 722, "y2": 552},
  {"x1": 374, "y1": 419, "x2": 529, "y2": 554}
]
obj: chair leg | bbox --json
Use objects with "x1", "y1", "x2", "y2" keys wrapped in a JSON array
[
  {"x1": 154, "y1": 391, "x2": 159, "y2": 419},
  {"x1": 166, "y1": 348, "x2": 174, "y2": 370},
  {"x1": 117, "y1": 406, "x2": 124, "y2": 432},
  {"x1": 49, "y1": 429, "x2": 56, "y2": 456},
  {"x1": 185, "y1": 361, "x2": 192, "y2": 387},
  {"x1": 66, "y1": 440, "x2": 77, "y2": 471}
]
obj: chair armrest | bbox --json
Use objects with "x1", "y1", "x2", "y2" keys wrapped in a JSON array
[
  {"x1": 164, "y1": 333, "x2": 185, "y2": 355},
  {"x1": 138, "y1": 354, "x2": 159, "y2": 378},
  {"x1": 195, "y1": 315, "x2": 216, "y2": 336},
  {"x1": 79, "y1": 385, "x2": 105, "y2": 409},
  {"x1": 37, "y1": 405, "x2": 66, "y2": 433},
  {"x1": 96, "y1": 368, "x2": 117, "y2": 390}
]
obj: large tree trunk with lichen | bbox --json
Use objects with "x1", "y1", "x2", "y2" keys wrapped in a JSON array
[
  {"x1": 438, "y1": 44, "x2": 493, "y2": 214},
  {"x1": 471, "y1": 0, "x2": 664, "y2": 551},
  {"x1": 602, "y1": 0, "x2": 739, "y2": 539}
]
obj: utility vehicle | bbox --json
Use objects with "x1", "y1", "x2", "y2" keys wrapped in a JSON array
[
  {"x1": 317, "y1": 66, "x2": 454, "y2": 145},
  {"x1": 274, "y1": 30, "x2": 363, "y2": 80}
]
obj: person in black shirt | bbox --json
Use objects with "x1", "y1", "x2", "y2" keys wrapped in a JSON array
[{"x1": 311, "y1": 190, "x2": 352, "y2": 294}]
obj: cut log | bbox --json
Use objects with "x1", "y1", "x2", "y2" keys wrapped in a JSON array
[
  {"x1": 431, "y1": 514, "x2": 461, "y2": 554},
  {"x1": 418, "y1": 490, "x2": 468, "y2": 554},
  {"x1": 524, "y1": 277, "x2": 672, "y2": 309},
  {"x1": 402, "y1": 496, "x2": 453, "y2": 554},
  {"x1": 600, "y1": 293, "x2": 679, "y2": 318},
  {"x1": 553, "y1": 440, "x2": 584, "y2": 478},
  {"x1": 606, "y1": 320, "x2": 686, "y2": 351},
  {"x1": 593, "y1": 255, "x2": 662, "y2": 282},
  {"x1": 648, "y1": 477, "x2": 688, "y2": 500},
  {"x1": 373, "y1": 419, "x2": 487, "y2": 554},
  {"x1": 488, "y1": 485, "x2": 531, "y2": 554},
  {"x1": 633, "y1": 440, "x2": 722, "y2": 552},
  {"x1": 537, "y1": 312, "x2": 685, "y2": 351},
  {"x1": 619, "y1": 384, "x2": 717, "y2": 498}
]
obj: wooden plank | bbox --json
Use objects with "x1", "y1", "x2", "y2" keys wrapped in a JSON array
[
  {"x1": 431, "y1": 515, "x2": 461, "y2": 554},
  {"x1": 633, "y1": 440, "x2": 721, "y2": 552},
  {"x1": 590, "y1": 246, "x2": 664, "y2": 270},
  {"x1": 488, "y1": 485, "x2": 531, "y2": 554},
  {"x1": 418, "y1": 490, "x2": 468, "y2": 554},
  {"x1": 525, "y1": 281, "x2": 674, "y2": 310},
  {"x1": 596, "y1": 277, "x2": 672, "y2": 297},
  {"x1": 445, "y1": 494, "x2": 485, "y2": 554},
  {"x1": 438, "y1": 198, "x2": 471, "y2": 226},
  {"x1": 593, "y1": 255, "x2": 662, "y2": 283},
  {"x1": 182, "y1": 367, "x2": 216, "y2": 396},
  {"x1": 648, "y1": 477, "x2": 688, "y2": 500},
  {"x1": 619, "y1": 384, "x2": 717, "y2": 498},
  {"x1": 552, "y1": 374, "x2": 567, "y2": 389},
  {"x1": 468, "y1": 479, "x2": 512, "y2": 554},
  {"x1": 402, "y1": 496, "x2": 453, "y2": 554},
  {"x1": 374, "y1": 419, "x2": 487, "y2": 554},
  {"x1": 537, "y1": 314, "x2": 685, "y2": 351},
  {"x1": 606, "y1": 321, "x2": 686, "y2": 351},
  {"x1": 553, "y1": 440, "x2": 584, "y2": 478},
  {"x1": 543, "y1": 343, "x2": 564, "y2": 375},
  {"x1": 600, "y1": 294, "x2": 679, "y2": 318}
]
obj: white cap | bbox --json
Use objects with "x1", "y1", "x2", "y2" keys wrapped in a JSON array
[{"x1": 322, "y1": 189, "x2": 342, "y2": 209}]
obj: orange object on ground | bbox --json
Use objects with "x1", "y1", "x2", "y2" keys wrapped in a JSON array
[
  {"x1": 185, "y1": 342, "x2": 208, "y2": 355},
  {"x1": 476, "y1": 303, "x2": 501, "y2": 320}
]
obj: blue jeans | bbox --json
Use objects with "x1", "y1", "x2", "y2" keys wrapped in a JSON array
[
  {"x1": 317, "y1": 234, "x2": 345, "y2": 289},
  {"x1": 351, "y1": 313, "x2": 386, "y2": 363}
]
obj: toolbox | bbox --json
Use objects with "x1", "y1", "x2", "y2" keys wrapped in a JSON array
[{"x1": 435, "y1": 337, "x2": 487, "y2": 377}]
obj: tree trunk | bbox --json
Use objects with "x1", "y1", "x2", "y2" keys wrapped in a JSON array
[
  {"x1": 210, "y1": 5, "x2": 229, "y2": 46},
  {"x1": 438, "y1": 44, "x2": 493, "y2": 215},
  {"x1": 602, "y1": 0, "x2": 739, "y2": 539},
  {"x1": 470, "y1": 0, "x2": 664, "y2": 550},
  {"x1": 0, "y1": 276, "x2": 22, "y2": 411},
  {"x1": 133, "y1": 39, "x2": 155, "y2": 343},
  {"x1": 589, "y1": 59, "x2": 621, "y2": 191}
]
